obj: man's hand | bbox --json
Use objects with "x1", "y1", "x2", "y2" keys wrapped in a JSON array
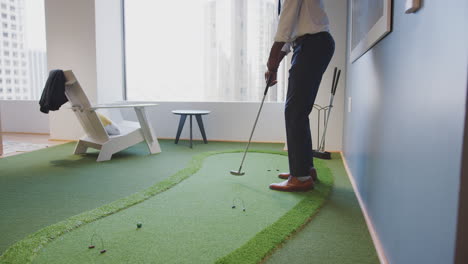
[
  {"x1": 265, "y1": 41, "x2": 287, "y2": 87},
  {"x1": 265, "y1": 70, "x2": 277, "y2": 87}
]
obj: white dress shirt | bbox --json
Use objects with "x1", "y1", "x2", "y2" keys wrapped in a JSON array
[{"x1": 275, "y1": 0, "x2": 330, "y2": 53}]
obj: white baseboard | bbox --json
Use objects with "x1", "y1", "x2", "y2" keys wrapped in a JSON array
[{"x1": 340, "y1": 152, "x2": 389, "y2": 264}]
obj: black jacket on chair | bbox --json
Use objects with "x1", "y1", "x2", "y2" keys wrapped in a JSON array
[{"x1": 39, "y1": 70, "x2": 68, "y2": 114}]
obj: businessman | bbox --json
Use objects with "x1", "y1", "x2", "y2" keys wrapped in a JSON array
[{"x1": 266, "y1": 0, "x2": 335, "y2": 192}]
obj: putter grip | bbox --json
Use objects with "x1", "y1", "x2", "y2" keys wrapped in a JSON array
[
  {"x1": 332, "y1": 70, "x2": 341, "y2": 95},
  {"x1": 331, "y1": 67, "x2": 337, "y2": 94},
  {"x1": 264, "y1": 75, "x2": 273, "y2": 95}
]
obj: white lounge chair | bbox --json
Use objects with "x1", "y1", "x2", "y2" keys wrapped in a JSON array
[{"x1": 63, "y1": 70, "x2": 161, "y2": 161}]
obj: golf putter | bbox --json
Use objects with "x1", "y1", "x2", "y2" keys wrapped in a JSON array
[{"x1": 230, "y1": 76, "x2": 273, "y2": 176}]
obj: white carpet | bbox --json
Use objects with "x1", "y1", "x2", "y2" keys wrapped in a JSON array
[{"x1": 2, "y1": 141, "x2": 49, "y2": 155}]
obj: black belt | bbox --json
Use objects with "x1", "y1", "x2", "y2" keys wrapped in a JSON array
[{"x1": 294, "y1": 31, "x2": 329, "y2": 46}]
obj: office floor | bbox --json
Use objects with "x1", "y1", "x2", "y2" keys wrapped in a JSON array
[
  {"x1": 0, "y1": 135, "x2": 378, "y2": 263},
  {"x1": 0, "y1": 133, "x2": 67, "y2": 158}
]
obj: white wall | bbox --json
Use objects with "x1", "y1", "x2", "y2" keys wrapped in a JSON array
[
  {"x1": 120, "y1": 101, "x2": 285, "y2": 142},
  {"x1": 0, "y1": 101, "x2": 49, "y2": 133},
  {"x1": 315, "y1": 0, "x2": 347, "y2": 150},
  {"x1": 118, "y1": 100, "x2": 340, "y2": 150},
  {"x1": 95, "y1": 0, "x2": 125, "y2": 104},
  {"x1": 44, "y1": 0, "x2": 97, "y2": 140}
]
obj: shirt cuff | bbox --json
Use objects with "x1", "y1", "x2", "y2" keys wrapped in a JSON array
[{"x1": 281, "y1": 42, "x2": 292, "y2": 55}]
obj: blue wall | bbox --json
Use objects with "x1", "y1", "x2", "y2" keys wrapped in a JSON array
[{"x1": 344, "y1": 1, "x2": 468, "y2": 263}]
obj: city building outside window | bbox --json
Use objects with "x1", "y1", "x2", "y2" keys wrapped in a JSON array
[
  {"x1": 0, "y1": 0, "x2": 47, "y2": 101},
  {"x1": 124, "y1": 0, "x2": 287, "y2": 102}
]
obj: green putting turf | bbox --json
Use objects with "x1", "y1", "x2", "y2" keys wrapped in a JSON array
[
  {"x1": 264, "y1": 153, "x2": 379, "y2": 264},
  {"x1": 26, "y1": 152, "x2": 331, "y2": 264},
  {"x1": 0, "y1": 140, "x2": 282, "y2": 255},
  {"x1": 0, "y1": 140, "x2": 378, "y2": 264}
]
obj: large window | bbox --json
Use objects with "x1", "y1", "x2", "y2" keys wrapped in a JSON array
[
  {"x1": 0, "y1": 0, "x2": 47, "y2": 100},
  {"x1": 124, "y1": 0, "x2": 287, "y2": 102}
]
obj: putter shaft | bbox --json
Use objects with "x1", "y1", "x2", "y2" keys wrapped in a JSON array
[
  {"x1": 236, "y1": 92, "x2": 268, "y2": 173},
  {"x1": 232, "y1": 77, "x2": 272, "y2": 176}
]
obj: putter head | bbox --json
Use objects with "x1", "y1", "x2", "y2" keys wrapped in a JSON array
[{"x1": 230, "y1": 170, "x2": 245, "y2": 176}]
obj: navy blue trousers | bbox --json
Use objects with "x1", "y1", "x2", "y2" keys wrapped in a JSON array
[{"x1": 285, "y1": 32, "x2": 335, "y2": 177}]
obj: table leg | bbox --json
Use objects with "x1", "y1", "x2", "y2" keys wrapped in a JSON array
[
  {"x1": 175, "y1": 115, "x2": 187, "y2": 144},
  {"x1": 189, "y1": 115, "x2": 193, "y2": 148},
  {"x1": 195, "y1": 115, "x2": 208, "y2": 144}
]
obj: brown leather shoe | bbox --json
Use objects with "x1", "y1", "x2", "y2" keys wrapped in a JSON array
[
  {"x1": 278, "y1": 168, "x2": 318, "y2": 182},
  {"x1": 269, "y1": 176, "x2": 314, "y2": 192}
]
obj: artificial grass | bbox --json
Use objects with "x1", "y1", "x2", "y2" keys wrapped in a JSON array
[
  {"x1": 216, "y1": 158, "x2": 332, "y2": 264},
  {"x1": 0, "y1": 149, "x2": 214, "y2": 264},
  {"x1": 0, "y1": 140, "x2": 283, "y2": 255},
  {"x1": 1, "y1": 141, "x2": 378, "y2": 264},
  {"x1": 1, "y1": 150, "x2": 332, "y2": 264},
  {"x1": 264, "y1": 153, "x2": 380, "y2": 264}
]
